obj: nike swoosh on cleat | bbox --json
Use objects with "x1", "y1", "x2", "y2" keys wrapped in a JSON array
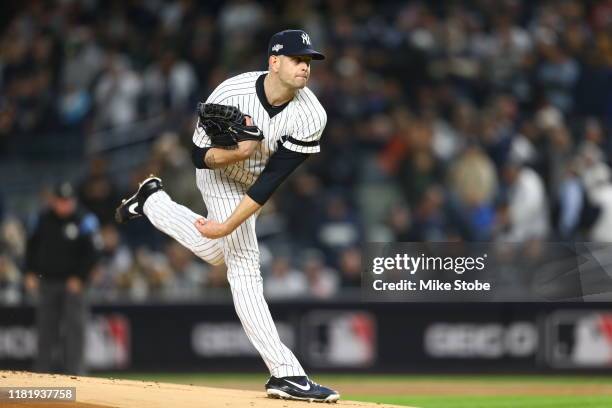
[
  {"x1": 284, "y1": 379, "x2": 310, "y2": 391},
  {"x1": 128, "y1": 202, "x2": 139, "y2": 215}
]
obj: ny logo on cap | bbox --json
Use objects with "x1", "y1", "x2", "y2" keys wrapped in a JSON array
[
  {"x1": 301, "y1": 33, "x2": 311, "y2": 45},
  {"x1": 272, "y1": 43, "x2": 283, "y2": 52}
]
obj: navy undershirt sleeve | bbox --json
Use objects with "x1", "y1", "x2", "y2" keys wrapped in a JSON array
[{"x1": 247, "y1": 144, "x2": 309, "y2": 205}]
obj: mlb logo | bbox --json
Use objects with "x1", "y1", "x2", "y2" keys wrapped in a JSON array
[
  {"x1": 302, "y1": 311, "x2": 376, "y2": 367},
  {"x1": 86, "y1": 314, "x2": 131, "y2": 369},
  {"x1": 546, "y1": 311, "x2": 612, "y2": 367}
]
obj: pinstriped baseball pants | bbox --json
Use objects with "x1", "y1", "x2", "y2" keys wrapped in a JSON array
[{"x1": 143, "y1": 173, "x2": 306, "y2": 378}]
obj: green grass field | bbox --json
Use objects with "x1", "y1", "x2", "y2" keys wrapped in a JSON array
[
  {"x1": 95, "y1": 373, "x2": 612, "y2": 408},
  {"x1": 349, "y1": 395, "x2": 612, "y2": 408}
]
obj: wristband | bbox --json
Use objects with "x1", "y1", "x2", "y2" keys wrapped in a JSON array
[{"x1": 191, "y1": 145, "x2": 212, "y2": 169}]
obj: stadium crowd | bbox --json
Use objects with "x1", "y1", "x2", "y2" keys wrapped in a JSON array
[{"x1": 0, "y1": 0, "x2": 611, "y2": 304}]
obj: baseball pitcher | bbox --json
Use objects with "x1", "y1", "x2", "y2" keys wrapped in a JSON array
[{"x1": 116, "y1": 29, "x2": 339, "y2": 402}]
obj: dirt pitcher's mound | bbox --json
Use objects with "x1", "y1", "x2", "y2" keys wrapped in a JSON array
[{"x1": 0, "y1": 371, "x2": 408, "y2": 408}]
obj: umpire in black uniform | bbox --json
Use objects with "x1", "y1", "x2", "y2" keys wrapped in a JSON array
[{"x1": 25, "y1": 181, "x2": 100, "y2": 375}]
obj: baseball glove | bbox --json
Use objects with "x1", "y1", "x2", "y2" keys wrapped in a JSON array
[{"x1": 197, "y1": 102, "x2": 263, "y2": 148}]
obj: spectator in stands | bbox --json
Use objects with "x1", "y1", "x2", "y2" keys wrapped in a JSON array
[
  {"x1": 61, "y1": 27, "x2": 104, "y2": 94},
  {"x1": 448, "y1": 145, "x2": 498, "y2": 240},
  {"x1": 536, "y1": 36, "x2": 580, "y2": 114},
  {"x1": 387, "y1": 203, "x2": 415, "y2": 242},
  {"x1": 302, "y1": 250, "x2": 339, "y2": 299},
  {"x1": 163, "y1": 241, "x2": 209, "y2": 299},
  {"x1": 409, "y1": 185, "x2": 449, "y2": 241},
  {"x1": 581, "y1": 163, "x2": 612, "y2": 242},
  {"x1": 114, "y1": 247, "x2": 149, "y2": 301},
  {"x1": 133, "y1": 247, "x2": 172, "y2": 299},
  {"x1": 497, "y1": 158, "x2": 550, "y2": 241},
  {"x1": 0, "y1": 217, "x2": 27, "y2": 265},
  {"x1": 317, "y1": 194, "x2": 362, "y2": 258},
  {"x1": 397, "y1": 148, "x2": 442, "y2": 208},
  {"x1": 338, "y1": 247, "x2": 362, "y2": 288},
  {"x1": 93, "y1": 52, "x2": 142, "y2": 130},
  {"x1": 0, "y1": 244, "x2": 21, "y2": 305},
  {"x1": 77, "y1": 157, "x2": 121, "y2": 226},
  {"x1": 264, "y1": 256, "x2": 308, "y2": 300},
  {"x1": 143, "y1": 49, "x2": 198, "y2": 116},
  {"x1": 554, "y1": 161, "x2": 587, "y2": 240},
  {"x1": 90, "y1": 224, "x2": 134, "y2": 298}
]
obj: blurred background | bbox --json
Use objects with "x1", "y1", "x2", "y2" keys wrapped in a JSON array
[{"x1": 0, "y1": 0, "x2": 611, "y2": 377}]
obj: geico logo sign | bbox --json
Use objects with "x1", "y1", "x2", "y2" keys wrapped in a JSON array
[
  {"x1": 424, "y1": 322, "x2": 537, "y2": 358},
  {"x1": 191, "y1": 322, "x2": 294, "y2": 357},
  {"x1": 0, "y1": 326, "x2": 36, "y2": 359}
]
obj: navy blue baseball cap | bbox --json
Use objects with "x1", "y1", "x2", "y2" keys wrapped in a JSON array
[
  {"x1": 52, "y1": 181, "x2": 76, "y2": 199},
  {"x1": 268, "y1": 29, "x2": 325, "y2": 60}
]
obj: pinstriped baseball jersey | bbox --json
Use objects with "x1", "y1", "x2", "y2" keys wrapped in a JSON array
[
  {"x1": 192, "y1": 71, "x2": 327, "y2": 185},
  {"x1": 142, "y1": 69, "x2": 325, "y2": 379}
]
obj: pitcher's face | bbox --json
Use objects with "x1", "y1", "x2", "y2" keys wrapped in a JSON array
[{"x1": 274, "y1": 55, "x2": 312, "y2": 89}]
